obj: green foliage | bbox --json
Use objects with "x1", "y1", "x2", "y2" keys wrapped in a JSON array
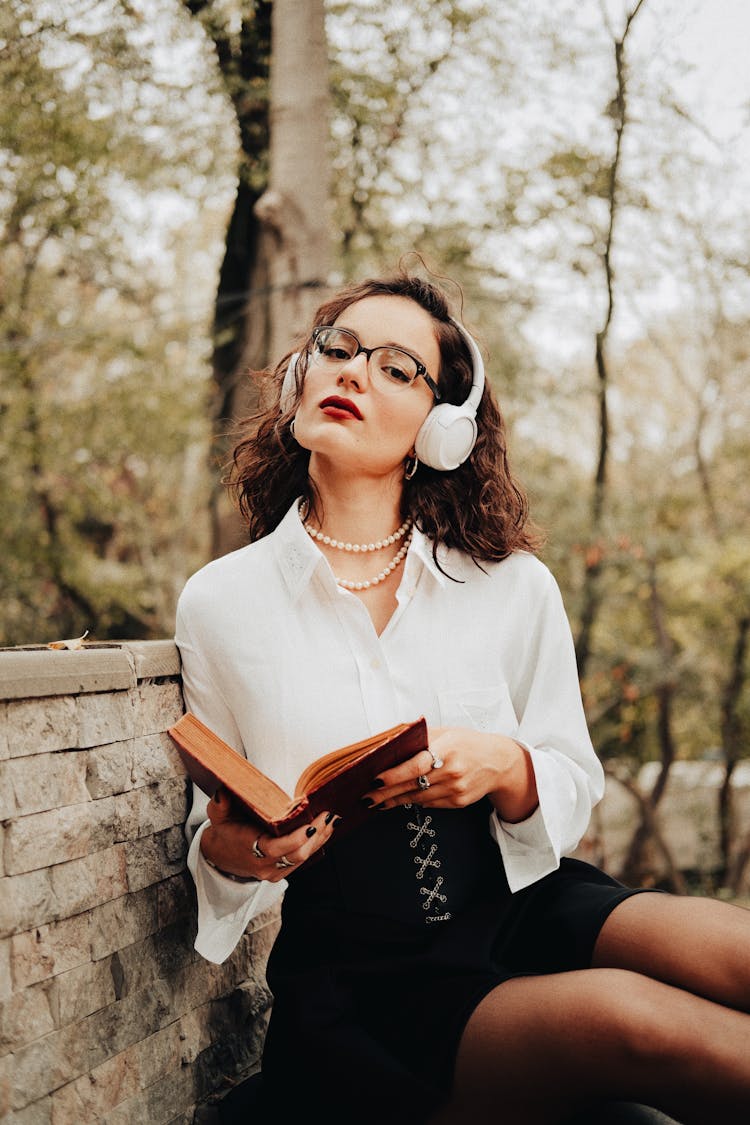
[{"x1": 0, "y1": 0, "x2": 231, "y2": 644}]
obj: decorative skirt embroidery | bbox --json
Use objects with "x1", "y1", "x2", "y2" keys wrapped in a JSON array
[{"x1": 404, "y1": 804, "x2": 452, "y2": 924}]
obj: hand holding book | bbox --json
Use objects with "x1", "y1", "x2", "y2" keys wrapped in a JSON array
[
  {"x1": 200, "y1": 789, "x2": 339, "y2": 882},
  {"x1": 168, "y1": 713, "x2": 430, "y2": 875}
]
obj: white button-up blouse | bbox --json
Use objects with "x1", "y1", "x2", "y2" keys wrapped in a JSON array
[{"x1": 175, "y1": 500, "x2": 604, "y2": 964}]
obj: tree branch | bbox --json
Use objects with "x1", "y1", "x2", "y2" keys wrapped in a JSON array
[
  {"x1": 607, "y1": 767, "x2": 687, "y2": 894},
  {"x1": 576, "y1": 0, "x2": 647, "y2": 674},
  {"x1": 719, "y1": 613, "x2": 750, "y2": 886}
]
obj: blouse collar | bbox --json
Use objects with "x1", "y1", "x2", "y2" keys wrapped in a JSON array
[{"x1": 273, "y1": 498, "x2": 449, "y2": 601}]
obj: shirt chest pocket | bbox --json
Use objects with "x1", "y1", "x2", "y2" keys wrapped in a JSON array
[{"x1": 437, "y1": 683, "x2": 519, "y2": 737}]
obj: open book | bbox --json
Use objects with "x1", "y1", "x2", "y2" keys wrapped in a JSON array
[{"x1": 168, "y1": 712, "x2": 428, "y2": 837}]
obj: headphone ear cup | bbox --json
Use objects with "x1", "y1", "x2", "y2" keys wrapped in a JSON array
[
  {"x1": 414, "y1": 403, "x2": 478, "y2": 471},
  {"x1": 280, "y1": 352, "x2": 301, "y2": 414}
]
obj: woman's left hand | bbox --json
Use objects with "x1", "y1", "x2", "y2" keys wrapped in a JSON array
[{"x1": 362, "y1": 726, "x2": 538, "y2": 823}]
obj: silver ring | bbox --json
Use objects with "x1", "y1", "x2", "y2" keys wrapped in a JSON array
[
  {"x1": 428, "y1": 748, "x2": 444, "y2": 770},
  {"x1": 417, "y1": 774, "x2": 430, "y2": 791},
  {"x1": 252, "y1": 836, "x2": 266, "y2": 860},
  {"x1": 275, "y1": 855, "x2": 296, "y2": 869}
]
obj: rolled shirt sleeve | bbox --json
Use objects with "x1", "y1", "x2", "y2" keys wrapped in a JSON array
[
  {"x1": 490, "y1": 568, "x2": 604, "y2": 891},
  {"x1": 187, "y1": 815, "x2": 284, "y2": 963},
  {"x1": 177, "y1": 600, "x2": 286, "y2": 964}
]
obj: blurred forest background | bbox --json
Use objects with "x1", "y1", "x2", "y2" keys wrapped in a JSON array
[{"x1": 1, "y1": 0, "x2": 748, "y2": 891}]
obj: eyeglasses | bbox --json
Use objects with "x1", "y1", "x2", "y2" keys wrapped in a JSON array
[{"x1": 309, "y1": 326, "x2": 441, "y2": 399}]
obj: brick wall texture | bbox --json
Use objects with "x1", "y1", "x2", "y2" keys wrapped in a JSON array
[{"x1": 0, "y1": 643, "x2": 280, "y2": 1125}]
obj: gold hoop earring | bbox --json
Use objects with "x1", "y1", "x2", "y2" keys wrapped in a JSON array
[{"x1": 404, "y1": 454, "x2": 418, "y2": 480}]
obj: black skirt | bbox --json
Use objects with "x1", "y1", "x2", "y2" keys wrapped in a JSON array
[{"x1": 262, "y1": 800, "x2": 649, "y2": 1124}]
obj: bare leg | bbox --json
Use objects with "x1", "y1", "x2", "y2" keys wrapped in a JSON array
[
  {"x1": 430, "y1": 967, "x2": 750, "y2": 1125},
  {"x1": 592, "y1": 892, "x2": 750, "y2": 1010}
]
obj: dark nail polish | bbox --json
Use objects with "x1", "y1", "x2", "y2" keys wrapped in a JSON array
[
  {"x1": 361, "y1": 797, "x2": 375, "y2": 808},
  {"x1": 333, "y1": 815, "x2": 343, "y2": 826},
  {"x1": 371, "y1": 778, "x2": 386, "y2": 789},
  {"x1": 306, "y1": 826, "x2": 317, "y2": 838},
  {"x1": 325, "y1": 811, "x2": 335, "y2": 824}
]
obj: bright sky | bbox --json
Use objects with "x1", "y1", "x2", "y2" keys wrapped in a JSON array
[
  {"x1": 510, "y1": 0, "x2": 750, "y2": 453},
  {"x1": 514, "y1": 0, "x2": 750, "y2": 357},
  {"x1": 672, "y1": 0, "x2": 750, "y2": 144}
]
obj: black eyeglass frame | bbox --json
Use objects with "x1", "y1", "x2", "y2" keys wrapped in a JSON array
[{"x1": 309, "y1": 325, "x2": 442, "y2": 400}]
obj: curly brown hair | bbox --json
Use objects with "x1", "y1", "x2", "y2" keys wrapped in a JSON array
[{"x1": 227, "y1": 274, "x2": 541, "y2": 566}]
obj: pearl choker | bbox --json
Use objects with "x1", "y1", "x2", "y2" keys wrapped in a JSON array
[
  {"x1": 303, "y1": 515, "x2": 412, "y2": 554},
  {"x1": 335, "y1": 531, "x2": 413, "y2": 590}
]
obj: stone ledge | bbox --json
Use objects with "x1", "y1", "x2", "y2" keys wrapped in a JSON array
[
  {"x1": 0, "y1": 642, "x2": 181, "y2": 701},
  {"x1": 126, "y1": 641, "x2": 181, "y2": 682}
]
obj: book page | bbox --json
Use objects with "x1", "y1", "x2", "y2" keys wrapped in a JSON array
[{"x1": 293, "y1": 721, "x2": 410, "y2": 797}]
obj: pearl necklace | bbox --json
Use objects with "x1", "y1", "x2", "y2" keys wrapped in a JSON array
[
  {"x1": 303, "y1": 516, "x2": 412, "y2": 553},
  {"x1": 334, "y1": 531, "x2": 413, "y2": 590}
]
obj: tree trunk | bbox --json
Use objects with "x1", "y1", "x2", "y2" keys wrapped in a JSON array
[
  {"x1": 255, "y1": 0, "x2": 332, "y2": 362},
  {"x1": 186, "y1": 0, "x2": 332, "y2": 555},
  {"x1": 620, "y1": 559, "x2": 679, "y2": 888},
  {"x1": 210, "y1": 182, "x2": 273, "y2": 557},
  {"x1": 184, "y1": 0, "x2": 274, "y2": 556}
]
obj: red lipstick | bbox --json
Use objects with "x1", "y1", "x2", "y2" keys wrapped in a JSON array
[{"x1": 320, "y1": 396, "x2": 363, "y2": 420}]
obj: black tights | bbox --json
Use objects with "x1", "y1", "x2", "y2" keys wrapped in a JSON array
[{"x1": 431, "y1": 894, "x2": 750, "y2": 1124}]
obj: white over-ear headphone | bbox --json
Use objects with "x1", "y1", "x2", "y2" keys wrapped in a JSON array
[
  {"x1": 414, "y1": 318, "x2": 484, "y2": 471},
  {"x1": 280, "y1": 317, "x2": 485, "y2": 472}
]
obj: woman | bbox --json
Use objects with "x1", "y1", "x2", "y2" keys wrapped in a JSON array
[{"x1": 176, "y1": 274, "x2": 750, "y2": 1125}]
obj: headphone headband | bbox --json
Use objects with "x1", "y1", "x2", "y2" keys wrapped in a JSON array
[{"x1": 449, "y1": 317, "x2": 485, "y2": 411}]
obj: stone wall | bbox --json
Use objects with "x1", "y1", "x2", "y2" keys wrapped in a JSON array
[{"x1": 0, "y1": 642, "x2": 279, "y2": 1125}]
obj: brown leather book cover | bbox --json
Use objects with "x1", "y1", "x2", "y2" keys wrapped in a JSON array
[{"x1": 168, "y1": 712, "x2": 428, "y2": 837}]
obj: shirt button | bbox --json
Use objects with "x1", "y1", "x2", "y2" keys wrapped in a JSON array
[{"x1": 370, "y1": 658, "x2": 381, "y2": 671}]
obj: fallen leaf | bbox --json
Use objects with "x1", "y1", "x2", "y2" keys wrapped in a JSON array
[{"x1": 48, "y1": 630, "x2": 90, "y2": 651}]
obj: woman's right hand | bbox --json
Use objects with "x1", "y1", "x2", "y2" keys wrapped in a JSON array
[{"x1": 199, "y1": 788, "x2": 339, "y2": 882}]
